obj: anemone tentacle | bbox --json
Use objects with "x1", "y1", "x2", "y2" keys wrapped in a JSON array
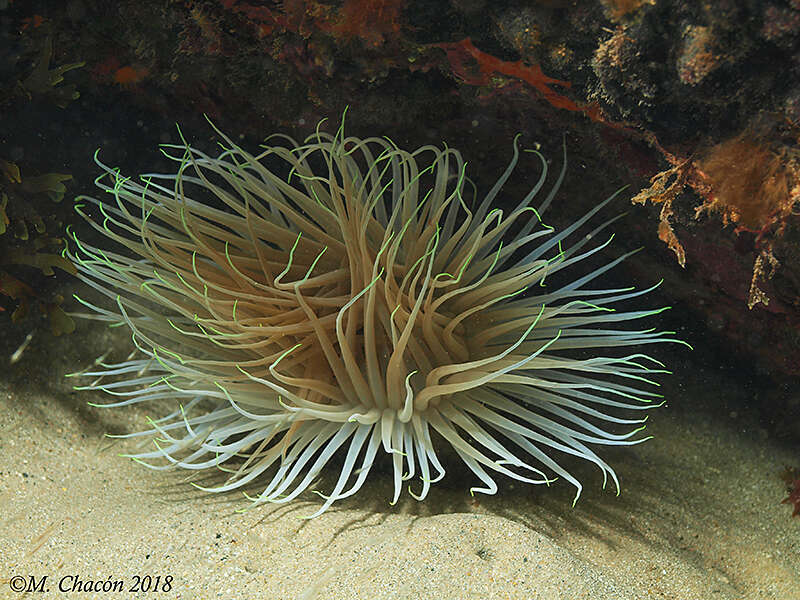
[{"x1": 66, "y1": 116, "x2": 683, "y2": 514}]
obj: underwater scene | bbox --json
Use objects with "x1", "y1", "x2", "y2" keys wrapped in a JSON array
[{"x1": 0, "y1": 1, "x2": 798, "y2": 598}]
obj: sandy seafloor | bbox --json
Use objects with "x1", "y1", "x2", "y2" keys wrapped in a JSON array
[{"x1": 1, "y1": 314, "x2": 798, "y2": 600}]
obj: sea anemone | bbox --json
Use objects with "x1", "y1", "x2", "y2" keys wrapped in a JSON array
[{"x1": 67, "y1": 117, "x2": 679, "y2": 517}]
